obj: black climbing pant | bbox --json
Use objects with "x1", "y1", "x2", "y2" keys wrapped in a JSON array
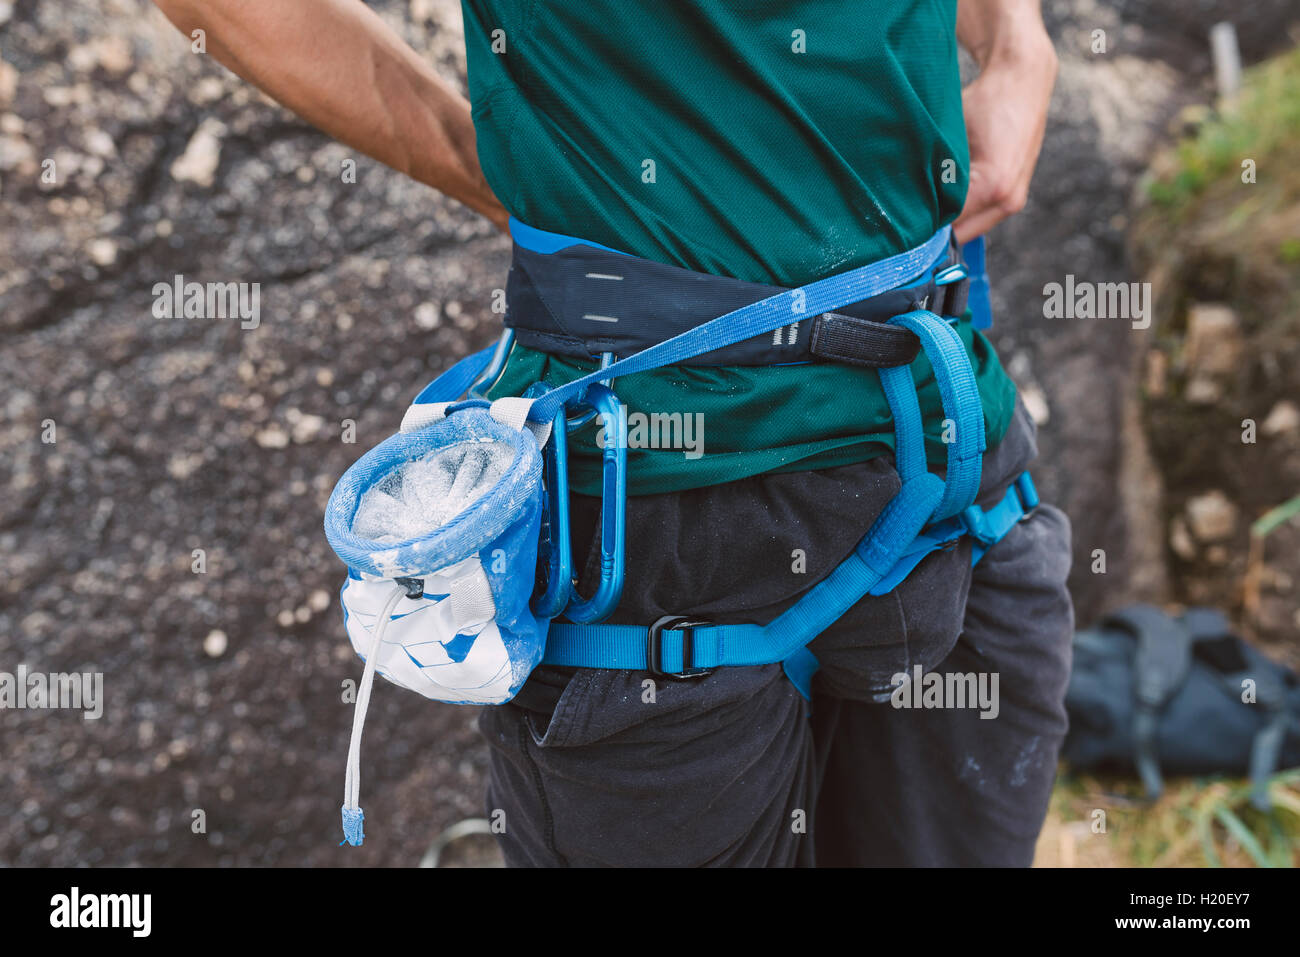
[{"x1": 478, "y1": 397, "x2": 1074, "y2": 866}]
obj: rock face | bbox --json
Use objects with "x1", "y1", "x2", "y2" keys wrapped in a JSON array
[
  {"x1": 1, "y1": 0, "x2": 505, "y2": 868},
  {"x1": 1182, "y1": 303, "x2": 1244, "y2": 403},
  {"x1": 1, "y1": 1, "x2": 1295, "y2": 865},
  {"x1": 1130, "y1": 35, "x2": 1300, "y2": 661},
  {"x1": 1184, "y1": 490, "x2": 1239, "y2": 543}
]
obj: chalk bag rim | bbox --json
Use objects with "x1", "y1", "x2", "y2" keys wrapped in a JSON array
[{"x1": 324, "y1": 408, "x2": 543, "y2": 579}]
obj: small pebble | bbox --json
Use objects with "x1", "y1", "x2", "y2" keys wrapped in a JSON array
[{"x1": 203, "y1": 629, "x2": 228, "y2": 658}]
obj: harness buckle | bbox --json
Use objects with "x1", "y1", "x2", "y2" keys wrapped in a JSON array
[
  {"x1": 647, "y1": 616, "x2": 714, "y2": 679},
  {"x1": 960, "y1": 470, "x2": 1039, "y2": 546},
  {"x1": 934, "y1": 263, "x2": 969, "y2": 285},
  {"x1": 1014, "y1": 470, "x2": 1040, "y2": 510},
  {"x1": 933, "y1": 262, "x2": 971, "y2": 320}
]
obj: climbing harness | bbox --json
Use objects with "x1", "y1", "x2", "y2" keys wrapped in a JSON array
[{"x1": 323, "y1": 221, "x2": 1037, "y2": 845}]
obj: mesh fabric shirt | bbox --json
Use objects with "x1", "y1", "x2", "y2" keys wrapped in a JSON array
[{"x1": 460, "y1": 0, "x2": 1017, "y2": 494}]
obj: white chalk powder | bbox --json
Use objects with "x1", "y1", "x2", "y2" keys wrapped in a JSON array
[{"x1": 351, "y1": 439, "x2": 514, "y2": 544}]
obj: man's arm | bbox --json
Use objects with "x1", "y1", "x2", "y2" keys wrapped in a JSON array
[
  {"x1": 953, "y1": 0, "x2": 1058, "y2": 242},
  {"x1": 152, "y1": 0, "x2": 510, "y2": 231}
]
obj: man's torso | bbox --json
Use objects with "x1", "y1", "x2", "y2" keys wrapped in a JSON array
[{"x1": 461, "y1": 0, "x2": 969, "y2": 284}]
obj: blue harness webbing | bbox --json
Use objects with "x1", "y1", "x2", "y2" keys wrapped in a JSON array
[
  {"x1": 406, "y1": 221, "x2": 1030, "y2": 699},
  {"x1": 541, "y1": 302, "x2": 1028, "y2": 698}
]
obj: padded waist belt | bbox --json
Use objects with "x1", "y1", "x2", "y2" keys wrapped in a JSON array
[{"x1": 505, "y1": 220, "x2": 973, "y2": 368}]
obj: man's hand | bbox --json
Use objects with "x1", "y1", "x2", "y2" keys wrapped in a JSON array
[
  {"x1": 953, "y1": 0, "x2": 1057, "y2": 243},
  {"x1": 151, "y1": 0, "x2": 510, "y2": 232}
]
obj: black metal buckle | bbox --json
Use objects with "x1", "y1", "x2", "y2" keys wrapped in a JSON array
[{"x1": 647, "y1": 616, "x2": 714, "y2": 679}]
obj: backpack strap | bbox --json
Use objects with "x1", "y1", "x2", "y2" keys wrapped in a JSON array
[
  {"x1": 1104, "y1": 604, "x2": 1195, "y2": 799},
  {"x1": 1248, "y1": 702, "x2": 1291, "y2": 811},
  {"x1": 1182, "y1": 607, "x2": 1292, "y2": 811},
  {"x1": 1179, "y1": 606, "x2": 1233, "y2": 643}
]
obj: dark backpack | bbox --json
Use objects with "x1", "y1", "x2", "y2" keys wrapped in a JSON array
[{"x1": 1063, "y1": 604, "x2": 1300, "y2": 809}]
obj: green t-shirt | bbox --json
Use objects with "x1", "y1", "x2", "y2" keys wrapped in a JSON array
[
  {"x1": 462, "y1": 0, "x2": 970, "y2": 283},
  {"x1": 461, "y1": 0, "x2": 1016, "y2": 494}
]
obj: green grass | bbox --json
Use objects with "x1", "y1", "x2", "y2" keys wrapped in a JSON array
[
  {"x1": 1146, "y1": 45, "x2": 1300, "y2": 214},
  {"x1": 1040, "y1": 769, "x2": 1300, "y2": 867},
  {"x1": 1252, "y1": 493, "x2": 1300, "y2": 539}
]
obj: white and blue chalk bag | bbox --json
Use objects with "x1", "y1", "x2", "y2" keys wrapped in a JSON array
[{"x1": 324, "y1": 389, "x2": 553, "y2": 847}]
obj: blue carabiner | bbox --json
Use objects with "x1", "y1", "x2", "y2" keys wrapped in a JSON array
[
  {"x1": 529, "y1": 389, "x2": 575, "y2": 619},
  {"x1": 563, "y1": 382, "x2": 626, "y2": 624},
  {"x1": 566, "y1": 352, "x2": 615, "y2": 433},
  {"x1": 468, "y1": 329, "x2": 516, "y2": 399}
]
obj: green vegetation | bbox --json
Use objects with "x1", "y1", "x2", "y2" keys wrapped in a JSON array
[
  {"x1": 1146, "y1": 44, "x2": 1300, "y2": 215},
  {"x1": 1251, "y1": 493, "x2": 1300, "y2": 539},
  {"x1": 1041, "y1": 770, "x2": 1300, "y2": 867}
]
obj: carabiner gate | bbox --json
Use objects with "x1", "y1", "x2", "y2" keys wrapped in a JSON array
[
  {"x1": 565, "y1": 352, "x2": 616, "y2": 433},
  {"x1": 468, "y1": 329, "x2": 516, "y2": 400},
  {"x1": 530, "y1": 393, "x2": 574, "y2": 619},
  {"x1": 562, "y1": 382, "x2": 626, "y2": 624}
]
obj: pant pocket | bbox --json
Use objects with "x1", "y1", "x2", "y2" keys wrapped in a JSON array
[
  {"x1": 523, "y1": 668, "x2": 592, "y2": 747},
  {"x1": 480, "y1": 663, "x2": 813, "y2": 866},
  {"x1": 958, "y1": 503, "x2": 1075, "y2": 733}
]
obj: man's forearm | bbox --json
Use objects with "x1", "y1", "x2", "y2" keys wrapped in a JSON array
[
  {"x1": 951, "y1": 0, "x2": 1056, "y2": 240},
  {"x1": 956, "y1": 0, "x2": 1054, "y2": 69},
  {"x1": 152, "y1": 0, "x2": 509, "y2": 230}
]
